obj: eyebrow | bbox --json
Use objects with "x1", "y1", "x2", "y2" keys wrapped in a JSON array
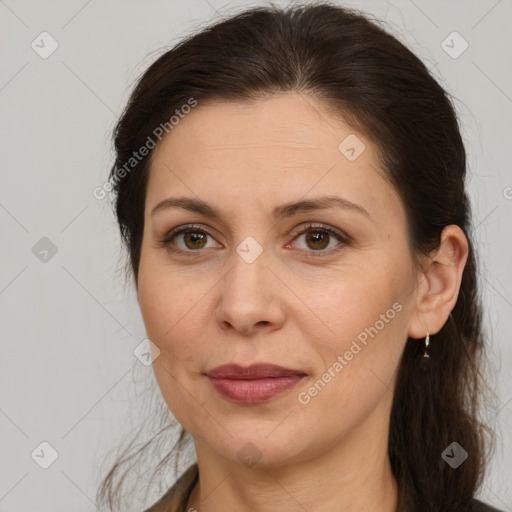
[{"x1": 150, "y1": 195, "x2": 371, "y2": 220}]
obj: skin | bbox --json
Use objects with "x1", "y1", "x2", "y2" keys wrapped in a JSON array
[{"x1": 137, "y1": 92, "x2": 468, "y2": 512}]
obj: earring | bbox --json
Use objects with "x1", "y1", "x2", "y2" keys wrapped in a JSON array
[{"x1": 423, "y1": 329, "x2": 430, "y2": 358}]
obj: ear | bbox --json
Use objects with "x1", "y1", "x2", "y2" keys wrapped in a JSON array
[{"x1": 407, "y1": 225, "x2": 469, "y2": 339}]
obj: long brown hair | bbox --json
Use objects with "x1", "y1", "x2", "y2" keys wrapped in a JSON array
[{"x1": 97, "y1": 2, "x2": 496, "y2": 510}]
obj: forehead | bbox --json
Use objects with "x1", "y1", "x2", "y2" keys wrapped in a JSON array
[
  {"x1": 152, "y1": 93, "x2": 370, "y2": 170},
  {"x1": 147, "y1": 93, "x2": 402, "y2": 223}
]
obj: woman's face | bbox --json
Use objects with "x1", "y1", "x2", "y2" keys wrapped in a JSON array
[{"x1": 138, "y1": 93, "x2": 421, "y2": 467}]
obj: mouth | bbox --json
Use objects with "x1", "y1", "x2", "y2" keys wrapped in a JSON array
[{"x1": 206, "y1": 363, "x2": 307, "y2": 404}]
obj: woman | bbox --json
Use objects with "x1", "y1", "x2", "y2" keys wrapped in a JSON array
[{"x1": 97, "y1": 2, "x2": 503, "y2": 511}]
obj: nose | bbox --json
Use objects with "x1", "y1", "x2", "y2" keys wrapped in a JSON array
[{"x1": 215, "y1": 247, "x2": 286, "y2": 336}]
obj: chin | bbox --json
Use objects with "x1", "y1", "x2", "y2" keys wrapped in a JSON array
[{"x1": 206, "y1": 427, "x2": 311, "y2": 469}]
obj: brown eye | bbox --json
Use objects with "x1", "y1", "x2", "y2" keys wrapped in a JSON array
[
  {"x1": 182, "y1": 231, "x2": 208, "y2": 250},
  {"x1": 161, "y1": 224, "x2": 221, "y2": 254},
  {"x1": 304, "y1": 230, "x2": 330, "y2": 250},
  {"x1": 289, "y1": 223, "x2": 348, "y2": 258}
]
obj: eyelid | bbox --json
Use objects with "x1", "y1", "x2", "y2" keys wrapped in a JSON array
[
  {"x1": 161, "y1": 223, "x2": 221, "y2": 252},
  {"x1": 160, "y1": 222, "x2": 350, "y2": 257},
  {"x1": 286, "y1": 222, "x2": 350, "y2": 257},
  {"x1": 162, "y1": 223, "x2": 213, "y2": 243},
  {"x1": 289, "y1": 222, "x2": 349, "y2": 243}
]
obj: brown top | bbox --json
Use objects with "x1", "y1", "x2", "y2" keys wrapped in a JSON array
[
  {"x1": 143, "y1": 463, "x2": 504, "y2": 512},
  {"x1": 143, "y1": 463, "x2": 198, "y2": 512}
]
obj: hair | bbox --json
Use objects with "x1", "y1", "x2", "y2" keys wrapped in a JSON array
[{"x1": 97, "y1": 2, "x2": 496, "y2": 511}]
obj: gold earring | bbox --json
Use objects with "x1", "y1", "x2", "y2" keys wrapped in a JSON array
[{"x1": 423, "y1": 329, "x2": 430, "y2": 358}]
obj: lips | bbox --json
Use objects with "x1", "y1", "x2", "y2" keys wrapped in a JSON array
[
  {"x1": 207, "y1": 363, "x2": 306, "y2": 379},
  {"x1": 206, "y1": 363, "x2": 307, "y2": 403}
]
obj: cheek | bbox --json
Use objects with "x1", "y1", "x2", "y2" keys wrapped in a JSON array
[
  {"x1": 137, "y1": 254, "x2": 221, "y2": 372},
  {"x1": 301, "y1": 261, "x2": 407, "y2": 344},
  {"x1": 137, "y1": 257, "x2": 190, "y2": 354},
  {"x1": 294, "y1": 282, "x2": 408, "y2": 428},
  {"x1": 295, "y1": 258, "x2": 412, "y2": 409}
]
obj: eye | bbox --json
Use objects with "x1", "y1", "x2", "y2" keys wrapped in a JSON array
[
  {"x1": 288, "y1": 223, "x2": 348, "y2": 257},
  {"x1": 160, "y1": 222, "x2": 349, "y2": 258},
  {"x1": 160, "y1": 224, "x2": 221, "y2": 254}
]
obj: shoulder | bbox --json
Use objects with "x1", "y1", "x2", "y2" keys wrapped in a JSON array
[
  {"x1": 143, "y1": 463, "x2": 198, "y2": 512},
  {"x1": 459, "y1": 498, "x2": 506, "y2": 512}
]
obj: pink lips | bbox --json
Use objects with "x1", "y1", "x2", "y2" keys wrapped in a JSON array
[{"x1": 206, "y1": 363, "x2": 307, "y2": 403}]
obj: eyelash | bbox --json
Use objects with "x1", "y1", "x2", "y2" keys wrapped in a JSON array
[{"x1": 159, "y1": 223, "x2": 350, "y2": 259}]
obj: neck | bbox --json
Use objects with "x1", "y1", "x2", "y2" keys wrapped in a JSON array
[{"x1": 186, "y1": 400, "x2": 398, "y2": 512}]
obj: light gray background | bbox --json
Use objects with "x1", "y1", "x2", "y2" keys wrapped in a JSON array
[{"x1": 1, "y1": 0, "x2": 511, "y2": 510}]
